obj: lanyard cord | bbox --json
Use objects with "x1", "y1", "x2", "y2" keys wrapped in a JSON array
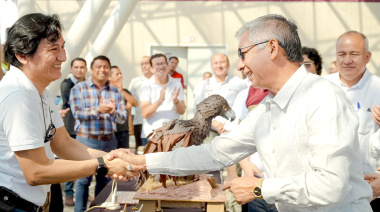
[
  {"x1": 40, "y1": 96, "x2": 47, "y2": 131},
  {"x1": 40, "y1": 95, "x2": 53, "y2": 131}
]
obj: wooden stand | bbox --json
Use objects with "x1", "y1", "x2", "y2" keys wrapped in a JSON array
[{"x1": 134, "y1": 184, "x2": 226, "y2": 212}]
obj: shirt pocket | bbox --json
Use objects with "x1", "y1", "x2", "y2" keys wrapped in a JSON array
[{"x1": 357, "y1": 110, "x2": 373, "y2": 135}]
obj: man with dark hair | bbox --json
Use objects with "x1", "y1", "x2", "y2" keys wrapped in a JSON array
[
  {"x1": 140, "y1": 53, "x2": 186, "y2": 141},
  {"x1": 114, "y1": 14, "x2": 372, "y2": 211},
  {"x1": 0, "y1": 13, "x2": 137, "y2": 212},
  {"x1": 108, "y1": 65, "x2": 138, "y2": 149},
  {"x1": 60, "y1": 57, "x2": 87, "y2": 206},
  {"x1": 168, "y1": 56, "x2": 185, "y2": 88},
  {"x1": 70, "y1": 55, "x2": 127, "y2": 212}
]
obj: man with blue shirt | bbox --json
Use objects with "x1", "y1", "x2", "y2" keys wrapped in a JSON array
[{"x1": 70, "y1": 55, "x2": 127, "y2": 212}]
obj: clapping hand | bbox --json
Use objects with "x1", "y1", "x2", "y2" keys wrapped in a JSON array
[
  {"x1": 372, "y1": 105, "x2": 380, "y2": 127},
  {"x1": 364, "y1": 171, "x2": 380, "y2": 200},
  {"x1": 99, "y1": 97, "x2": 116, "y2": 115}
]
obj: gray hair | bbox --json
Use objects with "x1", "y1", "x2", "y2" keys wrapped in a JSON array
[
  {"x1": 235, "y1": 14, "x2": 303, "y2": 62},
  {"x1": 337, "y1": 31, "x2": 369, "y2": 51}
]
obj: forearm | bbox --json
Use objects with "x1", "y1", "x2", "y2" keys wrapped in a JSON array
[
  {"x1": 175, "y1": 101, "x2": 186, "y2": 115},
  {"x1": 141, "y1": 100, "x2": 162, "y2": 119},
  {"x1": 31, "y1": 158, "x2": 99, "y2": 185},
  {"x1": 122, "y1": 90, "x2": 138, "y2": 107},
  {"x1": 51, "y1": 128, "x2": 106, "y2": 160}
]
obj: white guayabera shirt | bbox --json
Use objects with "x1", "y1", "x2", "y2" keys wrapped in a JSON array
[{"x1": 146, "y1": 66, "x2": 373, "y2": 212}]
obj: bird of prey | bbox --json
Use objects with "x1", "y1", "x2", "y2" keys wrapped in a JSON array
[{"x1": 140, "y1": 94, "x2": 236, "y2": 189}]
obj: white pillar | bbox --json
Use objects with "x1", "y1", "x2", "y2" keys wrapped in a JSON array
[
  {"x1": 85, "y1": 0, "x2": 138, "y2": 64},
  {"x1": 17, "y1": 0, "x2": 36, "y2": 17},
  {"x1": 49, "y1": 0, "x2": 111, "y2": 96}
]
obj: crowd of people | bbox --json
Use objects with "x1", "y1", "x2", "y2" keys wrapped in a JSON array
[{"x1": 0, "y1": 12, "x2": 380, "y2": 212}]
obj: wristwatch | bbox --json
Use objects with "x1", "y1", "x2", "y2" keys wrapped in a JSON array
[
  {"x1": 253, "y1": 178, "x2": 264, "y2": 199},
  {"x1": 96, "y1": 157, "x2": 108, "y2": 176}
]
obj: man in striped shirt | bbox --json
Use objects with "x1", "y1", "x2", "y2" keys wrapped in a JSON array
[{"x1": 70, "y1": 55, "x2": 127, "y2": 212}]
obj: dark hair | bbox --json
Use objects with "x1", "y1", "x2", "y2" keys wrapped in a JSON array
[
  {"x1": 302, "y1": 47, "x2": 323, "y2": 75},
  {"x1": 150, "y1": 53, "x2": 167, "y2": 66},
  {"x1": 71, "y1": 58, "x2": 86, "y2": 67},
  {"x1": 168, "y1": 56, "x2": 178, "y2": 62},
  {"x1": 90, "y1": 55, "x2": 111, "y2": 68},
  {"x1": 4, "y1": 13, "x2": 62, "y2": 67},
  {"x1": 110, "y1": 65, "x2": 119, "y2": 75}
]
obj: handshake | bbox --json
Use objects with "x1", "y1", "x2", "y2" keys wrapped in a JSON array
[{"x1": 101, "y1": 149, "x2": 146, "y2": 181}]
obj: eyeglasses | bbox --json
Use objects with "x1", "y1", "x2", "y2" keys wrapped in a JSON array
[
  {"x1": 238, "y1": 41, "x2": 269, "y2": 60},
  {"x1": 40, "y1": 98, "x2": 56, "y2": 143},
  {"x1": 44, "y1": 122, "x2": 56, "y2": 143},
  {"x1": 301, "y1": 62, "x2": 314, "y2": 69}
]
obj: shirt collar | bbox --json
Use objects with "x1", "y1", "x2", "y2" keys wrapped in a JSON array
[
  {"x1": 9, "y1": 65, "x2": 49, "y2": 99},
  {"x1": 210, "y1": 74, "x2": 232, "y2": 85},
  {"x1": 150, "y1": 74, "x2": 175, "y2": 85},
  {"x1": 69, "y1": 74, "x2": 79, "y2": 84},
  {"x1": 87, "y1": 78, "x2": 110, "y2": 89},
  {"x1": 266, "y1": 65, "x2": 308, "y2": 110},
  {"x1": 337, "y1": 68, "x2": 370, "y2": 89}
]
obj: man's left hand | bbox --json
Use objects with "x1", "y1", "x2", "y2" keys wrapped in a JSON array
[
  {"x1": 222, "y1": 175, "x2": 261, "y2": 204},
  {"x1": 364, "y1": 173, "x2": 380, "y2": 200},
  {"x1": 372, "y1": 105, "x2": 380, "y2": 127}
]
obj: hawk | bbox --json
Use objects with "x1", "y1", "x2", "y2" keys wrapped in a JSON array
[{"x1": 139, "y1": 94, "x2": 236, "y2": 190}]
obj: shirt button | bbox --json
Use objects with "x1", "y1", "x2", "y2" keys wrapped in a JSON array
[
  {"x1": 272, "y1": 125, "x2": 276, "y2": 130},
  {"x1": 274, "y1": 173, "x2": 277, "y2": 177},
  {"x1": 272, "y1": 148, "x2": 275, "y2": 153}
]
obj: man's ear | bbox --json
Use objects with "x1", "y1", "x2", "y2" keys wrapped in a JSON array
[
  {"x1": 366, "y1": 51, "x2": 372, "y2": 64},
  {"x1": 269, "y1": 39, "x2": 280, "y2": 60},
  {"x1": 15, "y1": 54, "x2": 28, "y2": 65}
]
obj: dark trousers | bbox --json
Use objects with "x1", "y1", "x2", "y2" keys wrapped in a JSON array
[
  {"x1": 49, "y1": 184, "x2": 63, "y2": 212},
  {"x1": 116, "y1": 130, "x2": 129, "y2": 148},
  {"x1": 248, "y1": 199, "x2": 278, "y2": 212},
  {"x1": 133, "y1": 124, "x2": 143, "y2": 147},
  {"x1": 371, "y1": 198, "x2": 380, "y2": 212}
]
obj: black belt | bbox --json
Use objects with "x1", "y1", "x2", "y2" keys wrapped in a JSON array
[
  {"x1": 77, "y1": 132, "x2": 114, "y2": 141},
  {"x1": 0, "y1": 186, "x2": 43, "y2": 212}
]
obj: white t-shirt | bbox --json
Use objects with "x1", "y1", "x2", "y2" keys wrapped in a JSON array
[
  {"x1": 129, "y1": 75, "x2": 150, "y2": 125},
  {"x1": 325, "y1": 69, "x2": 380, "y2": 174},
  {"x1": 0, "y1": 66, "x2": 64, "y2": 206},
  {"x1": 140, "y1": 75, "x2": 184, "y2": 138}
]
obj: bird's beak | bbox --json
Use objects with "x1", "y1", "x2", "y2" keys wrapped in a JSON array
[{"x1": 222, "y1": 110, "x2": 236, "y2": 122}]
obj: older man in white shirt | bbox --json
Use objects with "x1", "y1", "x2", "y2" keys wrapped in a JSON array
[
  {"x1": 193, "y1": 53, "x2": 247, "y2": 142},
  {"x1": 325, "y1": 31, "x2": 380, "y2": 210},
  {"x1": 111, "y1": 15, "x2": 372, "y2": 212}
]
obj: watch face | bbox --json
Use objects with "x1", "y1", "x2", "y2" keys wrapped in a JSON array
[
  {"x1": 97, "y1": 165, "x2": 108, "y2": 176},
  {"x1": 254, "y1": 187, "x2": 262, "y2": 197}
]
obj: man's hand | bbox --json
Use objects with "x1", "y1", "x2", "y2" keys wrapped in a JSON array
[
  {"x1": 364, "y1": 173, "x2": 380, "y2": 200},
  {"x1": 106, "y1": 149, "x2": 147, "y2": 179},
  {"x1": 222, "y1": 175, "x2": 261, "y2": 204},
  {"x1": 372, "y1": 105, "x2": 380, "y2": 127},
  {"x1": 59, "y1": 108, "x2": 70, "y2": 118},
  {"x1": 99, "y1": 97, "x2": 116, "y2": 114},
  {"x1": 103, "y1": 154, "x2": 140, "y2": 180},
  {"x1": 172, "y1": 86, "x2": 180, "y2": 104},
  {"x1": 159, "y1": 85, "x2": 166, "y2": 103},
  {"x1": 212, "y1": 120, "x2": 226, "y2": 134}
]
